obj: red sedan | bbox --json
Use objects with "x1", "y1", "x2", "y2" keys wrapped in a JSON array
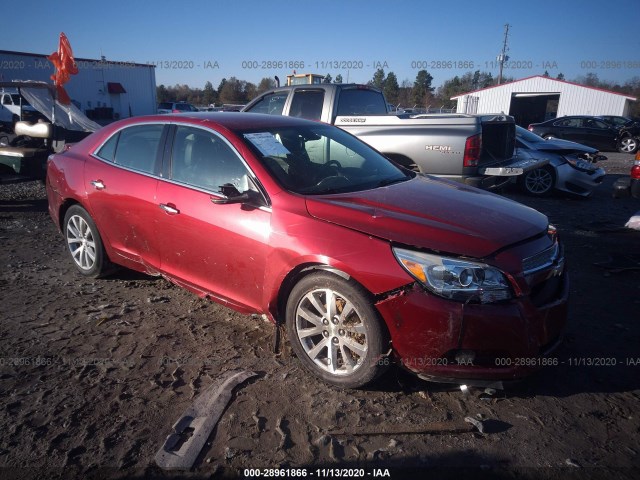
[{"x1": 46, "y1": 113, "x2": 568, "y2": 388}]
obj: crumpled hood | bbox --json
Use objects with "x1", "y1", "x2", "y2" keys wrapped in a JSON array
[
  {"x1": 534, "y1": 138, "x2": 598, "y2": 154},
  {"x1": 305, "y1": 175, "x2": 548, "y2": 259}
]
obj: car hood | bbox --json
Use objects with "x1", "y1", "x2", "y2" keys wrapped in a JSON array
[
  {"x1": 534, "y1": 138, "x2": 598, "y2": 154},
  {"x1": 305, "y1": 175, "x2": 548, "y2": 259}
]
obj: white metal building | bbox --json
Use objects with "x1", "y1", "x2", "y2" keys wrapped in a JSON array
[
  {"x1": 452, "y1": 75, "x2": 637, "y2": 127},
  {"x1": 0, "y1": 50, "x2": 157, "y2": 121}
]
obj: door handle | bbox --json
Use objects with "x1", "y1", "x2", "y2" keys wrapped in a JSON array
[
  {"x1": 91, "y1": 180, "x2": 105, "y2": 190},
  {"x1": 159, "y1": 203, "x2": 180, "y2": 215}
]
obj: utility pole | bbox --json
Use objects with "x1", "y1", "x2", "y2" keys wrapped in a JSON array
[{"x1": 497, "y1": 24, "x2": 510, "y2": 85}]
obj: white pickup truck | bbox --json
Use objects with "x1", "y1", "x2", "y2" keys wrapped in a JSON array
[{"x1": 243, "y1": 83, "x2": 546, "y2": 189}]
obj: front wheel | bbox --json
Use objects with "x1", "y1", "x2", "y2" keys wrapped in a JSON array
[
  {"x1": 286, "y1": 272, "x2": 389, "y2": 388},
  {"x1": 63, "y1": 205, "x2": 110, "y2": 277},
  {"x1": 618, "y1": 136, "x2": 638, "y2": 154},
  {"x1": 520, "y1": 165, "x2": 556, "y2": 196}
]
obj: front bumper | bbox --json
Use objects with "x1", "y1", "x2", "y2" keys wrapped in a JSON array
[
  {"x1": 555, "y1": 163, "x2": 606, "y2": 197},
  {"x1": 461, "y1": 157, "x2": 550, "y2": 190},
  {"x1": 375, "y1": 272, "x2": 569, "y2": 385}
]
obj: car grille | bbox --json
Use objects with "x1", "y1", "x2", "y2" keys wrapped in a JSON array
[
  {"x1": 523, "y1": 243, "x2": 560, "y2": 276},
  {"x1": 522, "y1": 241, "x2": 566, "y2": 307}
]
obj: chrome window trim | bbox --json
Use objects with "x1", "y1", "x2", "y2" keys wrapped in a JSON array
[{"x1": 89, "y1": 120, "x2": 271, "y2": 208}]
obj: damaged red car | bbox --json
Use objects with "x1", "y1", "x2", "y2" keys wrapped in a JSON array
[{"x1": 46, "y1": 113, "x2": 568, "y2": 388}]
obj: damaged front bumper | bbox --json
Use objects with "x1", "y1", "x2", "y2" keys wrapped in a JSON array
[{"x1": 375, "y1": 272, "x2": 569, "y2": 386}]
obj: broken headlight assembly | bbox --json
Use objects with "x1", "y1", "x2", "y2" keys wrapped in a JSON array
[
  {"x1": 393, "y1": 247, "x2": 513, "y2": 304},
  {"x1": 564, "y1": 155, "x2": 598, "y2": 172}
]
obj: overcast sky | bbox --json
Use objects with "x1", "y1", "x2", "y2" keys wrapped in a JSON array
[{"x1": 2, "y1": 0, "x2": 639, "y2": 89}]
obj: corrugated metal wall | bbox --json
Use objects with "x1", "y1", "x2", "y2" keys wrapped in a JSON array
[
  {"x1": 454, "y1": 76, "x2": 634, "y2": 117},
  {"x1": 0, "y1": 51, "x2": 157, "y2": 119}
]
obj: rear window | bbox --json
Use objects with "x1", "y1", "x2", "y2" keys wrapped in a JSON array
[
  {"x1": 336, "y1": 89, "x2": 388, "y2": 116},
  {"x1": 158, "y1": 102, "x2": 172, "y2": 109}
]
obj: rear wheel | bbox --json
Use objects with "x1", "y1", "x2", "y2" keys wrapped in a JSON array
[
  {"x1": 520, "y1": 165, "x2": 556, "y2": 196},
  {"x1": 63, "y1": 205, "x2": 110, "y2": 277},
  {"x1": 618, "y1": 136, "x2": 638, "y2": 154},
  {"x1": 286, "y1": 272, "x2": 389, "y2": 388}
]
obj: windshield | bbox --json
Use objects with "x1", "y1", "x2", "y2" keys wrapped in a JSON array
[
  {"x1": 10, "y1": 94, "x2": 31, "y2": 107},
  {"x1": 240, "y1": 124, "x2": 411, "y2": 195},
  {"x1": 516, "y1": 126, "x2": 546, "y2": 144}
]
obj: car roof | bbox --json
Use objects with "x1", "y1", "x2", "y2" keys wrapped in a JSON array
[{"x1": 108, "y1": 112, "x2": 317, "y2": 131}]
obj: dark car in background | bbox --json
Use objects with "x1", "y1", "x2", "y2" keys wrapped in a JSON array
[
  {"x1": 46, "y1": 112, "x2": 567, "y2": 389},
  {"x1": 528, "y1": 116, "x2": 637, "y2": 153},
  {"x1": 157, "y1": 102, "x2": 199, "y2": 114},
  {"x1": 515, "y1": 126, "x2": 605, "y2": 197}
]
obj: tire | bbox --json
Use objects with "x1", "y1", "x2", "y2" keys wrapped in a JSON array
[
  {"x1": 520, "y1": 165, "x2": 556, "y2": 196},
  {"x1": 617, "y1": 136, "x2": 638, "y2": 154},
  {"x1": 63, "y1": 205, "x2": 110, "y2": 278},
  {"x1": 285, "y1": 272, "x2": 389, "y2": 388}
]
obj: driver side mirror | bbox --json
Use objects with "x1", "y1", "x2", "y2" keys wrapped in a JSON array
[{"x1": 210, "y1": 183, "x2": 266, "y2": 207}]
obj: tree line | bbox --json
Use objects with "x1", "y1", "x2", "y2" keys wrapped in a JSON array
[{"x1": 157, "y1": 70, "x2": 640, "y2": 116}]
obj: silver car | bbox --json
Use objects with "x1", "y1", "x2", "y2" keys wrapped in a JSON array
[{"x1": 515, "y1": 126, "x2": 606, "y2": 197}]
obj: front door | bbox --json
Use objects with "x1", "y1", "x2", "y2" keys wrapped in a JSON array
[{"x1": 155, "y1": 125, "x2": 271, "y2": 312}]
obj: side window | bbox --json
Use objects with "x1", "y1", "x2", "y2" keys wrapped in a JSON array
[
  {"x1": 113, "y1": 124, "x2": 164, "y2": 173},
  {"x1": 171, "y1": 126, "x2": 253, "y2": 194},
  {"x1": 289, "y1": 90, "x2": 324, "y2": 121},
  {"x1": 592, "y1": 120, "x2": 608, "y2": 129},
  {"x1": 96, "y1": 132, "x2": 120, "y2": 162},
  {"x1": 245, "y1": 92, "x2": 288, "y2": 115}
]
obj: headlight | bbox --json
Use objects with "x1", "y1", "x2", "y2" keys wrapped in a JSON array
[
  {"x1": 564, "y1": 156, "x2": 597, "y2": 172},
  {"x1": 393, "y1": 247, "x2": 513, "y2": 304}
]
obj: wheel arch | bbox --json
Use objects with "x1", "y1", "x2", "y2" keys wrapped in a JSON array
[
  {"x1": 57, "y1": 198, "x2": 82, "y2": 232},
  {"x1": 272, "y1": 263, "x2": 370, "y2": 325}
]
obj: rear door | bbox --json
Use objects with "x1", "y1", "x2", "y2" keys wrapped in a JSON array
[
  {"x1": 155, "y1": 124, "x2": 271, "y2": 312},
  {"x1": 85, "y1": 123, "x2": 167, "y2": 268},
  {"x1": 582, "y1": 118, "x2": 618, "y2": 150}
]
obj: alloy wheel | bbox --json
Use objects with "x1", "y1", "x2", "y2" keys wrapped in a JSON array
[
  {"x1": 294, "y1": 287, "x2": 368, "y2": 376},
  {"x1": 66, "y1": 214, "x2": 97, "y2": 271}
]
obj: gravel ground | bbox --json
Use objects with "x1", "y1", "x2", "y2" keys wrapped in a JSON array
[{"x1": 0, "y1": 152, "x2": 639, "y2": 480}]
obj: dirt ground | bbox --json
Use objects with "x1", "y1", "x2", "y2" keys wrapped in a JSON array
[{"x1": 0, "y1": 153, "x2": 639, "y2": 480}]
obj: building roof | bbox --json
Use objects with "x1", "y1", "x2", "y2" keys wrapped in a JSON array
[
  {"x1": 451, "y1": 75, "x2": 637, "y2": 101},
  {"x1": 0, "y1": 49, "x2": 154, "y2": 69}
]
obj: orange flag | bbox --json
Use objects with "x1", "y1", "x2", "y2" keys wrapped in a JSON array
[{"x1": 48, "y1": 33, "x2": 78, "y2": 105}]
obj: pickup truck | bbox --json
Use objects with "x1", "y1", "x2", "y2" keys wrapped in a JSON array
[
  {"x1": 242, "y1": 83, "x2": 545, "y2": 188},
  {"x1": 0, "y1": 90, "x2": 43, "y2": 129}
]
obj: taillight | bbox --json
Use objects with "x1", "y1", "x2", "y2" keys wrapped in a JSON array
[
  {"x1": 631, "y1": 154, "x2": 640, "y2": 179},
  {"x1": 172, "y1": 109, "x2": 180, "y2": 113},
  {"x1": 463, "y1": 134, "x2": 482, "y2": 167},
  {"x1": 527, "y1": 125, "x2": 533, "y2": 131}
]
